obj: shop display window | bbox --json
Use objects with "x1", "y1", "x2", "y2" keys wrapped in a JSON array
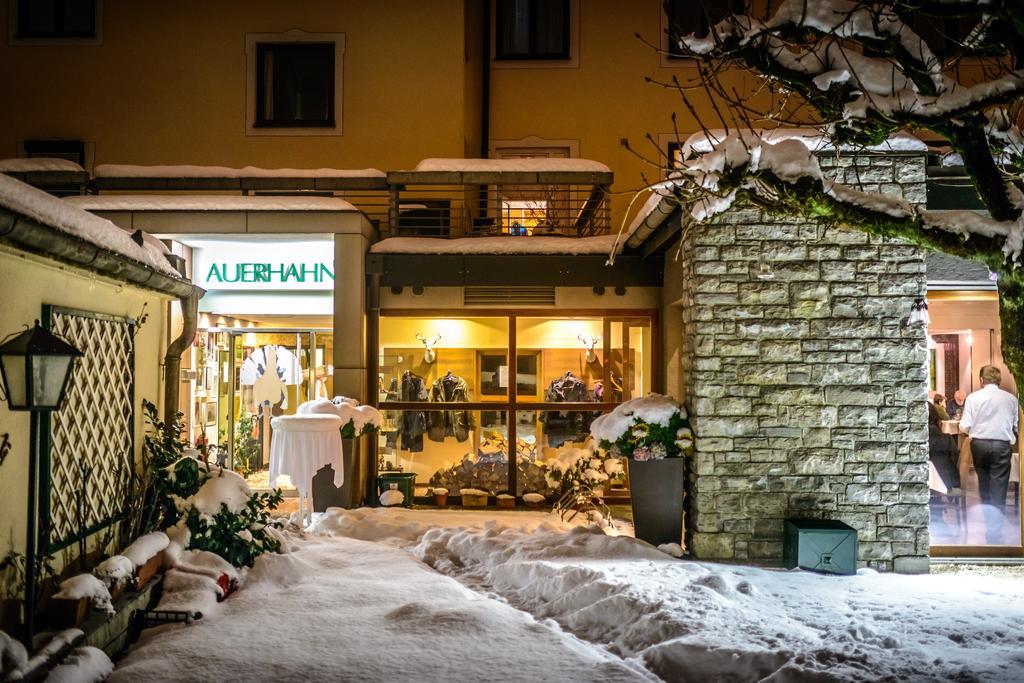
[
  {"x1": 378, "y1": 409, "x2": 509, "y2": 498},
  {"x1": 377, "y1": 312, "x2": 654, "y2": 502},
  {"x1": 378, "y1": 316, "x2": 509, "y2": 403}
]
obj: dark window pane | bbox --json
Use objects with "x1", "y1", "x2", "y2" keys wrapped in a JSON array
[
  {"x1": 496, "y1": 0, "x2": 569, "y2": 60},
  {"x1": 909, "y1": 12, "x2": 986, "y2": 57},
  {"x1": 17, "y1": 0, "x2": 95, "y2": 38},
  {"x1": 18, "y1": 0, "x2": 57, "y2": 35},
  {"x1": 256, "y1": 43, "x2": 335, "y2": 127},
  {"x1": 533, "y1": 1, "x2": 567, "y2": 56},
  {"x1": 62, "y1": 0, "x2": 95, "y2": 34},
  {"x1": 499, "y1": 0, "x2": 531, "y2": 56}
]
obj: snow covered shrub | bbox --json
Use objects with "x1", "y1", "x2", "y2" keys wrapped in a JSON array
[
  {"x1": 334, "y1": 397, "x2": 383, "y2": 439},
  {"x1": 171, "y1": 467, "x2": 284, "y2": 568},
  {"x1": 542, "y1": 444, "x2": 622, "y2": 525},
  {"x1": 590, "y1": 394, "x2": 693, "y2": 460},
  {"x1": 139, "y1": 399, "x2": 284, "y2": 568}
]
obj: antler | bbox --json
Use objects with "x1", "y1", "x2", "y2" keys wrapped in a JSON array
[{"x1": 428, "y1": 333, "x2": 442, "y2": 346}]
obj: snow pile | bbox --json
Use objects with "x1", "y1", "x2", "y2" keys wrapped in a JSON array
[
  {"x1": 45, "y1": 646, "x2": 113, "y2": 683},
  {"x1": 92, "y1": 555, "x2": 133, "y2": 588},
  {"x1": 590, "y1": 394, "x2": 684, "y2": 444},
  {"x1": 52, "y1": 574, "x2": 114, "y2": 615},
  {"x1": 157, "y1": 568, "x2": 224, "y2": 618},
  {"x1": 94, "y1": 164, "x2": 384, "y2": 178},
  {"x1": 175, "y1": 469, "x2": 252, "y2": 520},
  {"x1": 370, "y1": 234, "x2": 621, "y2": 256},
  {"x1": 66, "y1": 194, "x2": 358, "y2": 213},
  {"x1": 122, "y1": 532, "x2": 170, "y2": 568},
  {"x1": 431, "y1": 487, "x2": 449, "y2": 496},
  {"x1": 522, "y1": 492, "x2": 546, "y2": 504},
  {"x1": 110, "y1": 529, "x2": 637, "y2": 682},
  {"x1": 297, "y1": 397, "x2": 382, "y2": 434},
  {"x1": 379, "y1": 489, "x2": 405, "y2": 507},
  {"x1": 683, "y1": 128, "x2": 927, "y2": 157},
  {"x1": 0, "y1": 157, "x2": 85, "y2": 173},
  {"x1": 310, "y1": 507, "x2": 570, "y2": 546},
  {"x1": 0, "y1": 630, "x2": 27, "y2": 675},
  {"x1": 0, "y1": 174, "x2": 179, "y2": 275},
  {"x1": 323, "y1": 508, "x2": 1024, "y2": 682},
  {"x1": 413, "y1": 158, "x2": 610, "y2": 173}
]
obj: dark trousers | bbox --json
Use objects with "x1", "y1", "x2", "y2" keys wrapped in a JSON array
[{"x1": 970, "y1": 438, "x2": 1013, "y2": 543}]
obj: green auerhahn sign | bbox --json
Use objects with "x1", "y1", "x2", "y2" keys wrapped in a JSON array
[{"x1": 205, "y1": 262, "x2": 335, "y2": 284}]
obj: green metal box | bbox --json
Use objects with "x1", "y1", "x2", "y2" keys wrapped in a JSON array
[{"x1": 783, "y1": 519, "x2": 858, "y2": 575}]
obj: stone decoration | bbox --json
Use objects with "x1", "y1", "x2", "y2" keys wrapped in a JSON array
[{"x1": 679, "y1": 152, "x2": 930, "y2": 573}]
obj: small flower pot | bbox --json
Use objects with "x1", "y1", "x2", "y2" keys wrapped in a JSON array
[
  {"x1": 496, "y1": 495, "x2": 515, "y2": 509},
  {"x1": 50, "y1": 596, "x2": 90, "y2": 629},
  {"x1": 461, "y1": 492, "x2": 488, "y2": 507},
  {"x1": 434, "y1": 493, "x2": 449, "y2": 507},
  {"x1": 133, "y1": 554, "x2": 163, "y2": 591}
]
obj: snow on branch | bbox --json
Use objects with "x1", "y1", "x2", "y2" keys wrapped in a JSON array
[
  {"x1": 662, "y1": 0, "x2": 1023, "y2": 225},
  {"x1": 666, "y1": 131, "x2": 1023, "y2": 265}
]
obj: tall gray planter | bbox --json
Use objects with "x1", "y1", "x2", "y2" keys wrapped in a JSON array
[
  {"x1": 628, "y1": 458, "x2": 685, "y2": 547},
  {"x1": 312, "y1": 437, "x2": 369, "y2": 511}
]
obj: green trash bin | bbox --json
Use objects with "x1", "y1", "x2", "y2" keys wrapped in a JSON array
[{"x1": 377, "y1": 472, "x2": 417, "y2": 507}]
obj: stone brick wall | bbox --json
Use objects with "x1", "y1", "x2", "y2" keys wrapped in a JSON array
[{"x1": 680, "y1": 153, "x2": 930, "y2": 572}]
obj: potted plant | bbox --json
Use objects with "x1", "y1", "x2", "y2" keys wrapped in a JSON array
[
  {"x1": 496, "y1": 492, "x2": 515, "y2": 509},
  {"x1": 460, "y1": 488, "x2": 489, "y2": 507},
  {"x1": 432, "y1": 487, "x2": 449, "y2": 507},
  {"x1": 590, "y1": 394, "x2": 693, "y2": 547}
]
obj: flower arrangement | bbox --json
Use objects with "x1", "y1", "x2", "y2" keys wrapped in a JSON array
[{"x1": 590, "y1": 394, "x2": 693, "y2": 460}]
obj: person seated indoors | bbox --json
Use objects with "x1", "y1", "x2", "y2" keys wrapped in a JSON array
[
  {"x1": 946, "y1": 389, "x2": 967, "y2": 421},
  {"x1": 932, "y1": 393, "x2": 949, "y2": 421},
  {"x1": 928, "y1": 402, "x2": 961, "y2": 492}
]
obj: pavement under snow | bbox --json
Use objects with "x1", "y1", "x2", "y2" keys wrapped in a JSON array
[{"x1": 111, "y1": 509, "x2": 1024, "y2": 682}]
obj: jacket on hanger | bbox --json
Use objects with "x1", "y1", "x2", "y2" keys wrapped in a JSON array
[
  {"x1": 540, "y1": 371, "x2": 599, "y2": 447},
  {"x1": 427, "y1": 373, "x2": 473, "y2": 443},
  {"x1": 385, "y1": 371, "x2": 428, "y2": 452}
]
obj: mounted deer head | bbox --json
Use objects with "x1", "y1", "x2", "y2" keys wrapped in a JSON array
[
  {"x1": 415, "y1": 332, "x2": 442, "y2": 364},
  {"x1": 578, "y1": 334, "x2": 600, "y2": 364}
]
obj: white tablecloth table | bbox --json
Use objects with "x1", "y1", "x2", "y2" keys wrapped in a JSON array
[{"x1": 270, "y1": 414, "x2": 344, "y2": 525}]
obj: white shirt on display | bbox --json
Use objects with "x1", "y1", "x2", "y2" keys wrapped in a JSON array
[{"x1": 960, "y1": 383, "x2": 1020, "y2": 443}]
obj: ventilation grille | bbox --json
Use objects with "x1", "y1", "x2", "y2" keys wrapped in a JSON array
[{"x1": 463, "y1": 286, "x2": 556, "y2": 306}]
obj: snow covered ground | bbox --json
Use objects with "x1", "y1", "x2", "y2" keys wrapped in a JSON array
[{"x1": 111, "y1": 509, "x2": 1024, "y2": 682}]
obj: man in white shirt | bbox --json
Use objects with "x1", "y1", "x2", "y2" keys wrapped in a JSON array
[{"x1": 960, "y1": 365, "x2": 1020, "y2": 543}]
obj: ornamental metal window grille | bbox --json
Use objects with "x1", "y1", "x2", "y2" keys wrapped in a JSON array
[{"x1": 42, "y1": 306, "x2": 135, "y2": 552}]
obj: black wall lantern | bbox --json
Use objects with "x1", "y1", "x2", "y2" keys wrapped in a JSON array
[
  {"x1": 0, "y1": 321, "x2": 82, "y2": 410},
  {"x1": 0, "y1": 321, "x2": 82, "y2": 648}
]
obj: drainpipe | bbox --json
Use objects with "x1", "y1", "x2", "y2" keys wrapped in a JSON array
[
  {"x1": 163, "y1": 287, "x2": 201, "y2": 426},
  {"x1": 478, "y1": 0, "x2": 491, "y2": 221}
]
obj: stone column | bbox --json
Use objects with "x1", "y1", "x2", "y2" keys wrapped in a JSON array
[{"x1": 681, "y1": 153, "x2": 931, "y2": 572}]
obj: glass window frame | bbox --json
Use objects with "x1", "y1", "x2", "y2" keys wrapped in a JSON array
[
  {"x1": 16, "y1": 0, "x2": 96, "y2": 39},
  {"x1": 254, "y1": 41, "x2": 336, "y2": 128},
  {"x1": 374, "y1": 309, "x2": 658, "y2": 499},
  {"x1": 495, "y1": 0, "x2": 571, "y2": 61}
]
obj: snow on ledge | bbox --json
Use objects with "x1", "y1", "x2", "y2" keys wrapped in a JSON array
[
  {"x1": 94, "y1": 164, "x2": 385, "y2": 179},
  {"x1": 0, "y1": 174, "x2": 180, "y2": 276},
  {"x1": 0, "y1": 157, "x2": 86, "y2": 173},
  {"x1": 65, "y1": 194, "x2": 358, "y2": 212},
  {"x1": 682, "y1": 128, "x2": 928, "y2": 157},
  {"x1": 371, "y1": 235, "x2": 621, "y2": 256},
  {"x1": 412, "y1": 158, "x2": 611, "y2": 173}
]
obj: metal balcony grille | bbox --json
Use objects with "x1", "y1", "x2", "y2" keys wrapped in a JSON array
[
  {"x1": 464, "y1": 286, "x2": 556, "y2": 306},
  {"x1": 43, "y1": 306, "x2": 135, "y2": 552}
]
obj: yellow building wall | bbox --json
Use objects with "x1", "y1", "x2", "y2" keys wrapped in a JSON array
[
  {"x1": 0, "y1": 0, "x2": 470, "y2": 170},
  {"x1": 0, "y1": 0, "x2": 719, "y2": 228},
  {"x1": 0, "y1": 248, "x2": 170, "y2": 583},
  {"x1": 486, "y1": 0, "x2": 709, "y2": 227}
]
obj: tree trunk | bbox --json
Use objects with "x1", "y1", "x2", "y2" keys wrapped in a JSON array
[{"x1": 997, "y1": 275, "x2": 1024, "y2": 390}]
